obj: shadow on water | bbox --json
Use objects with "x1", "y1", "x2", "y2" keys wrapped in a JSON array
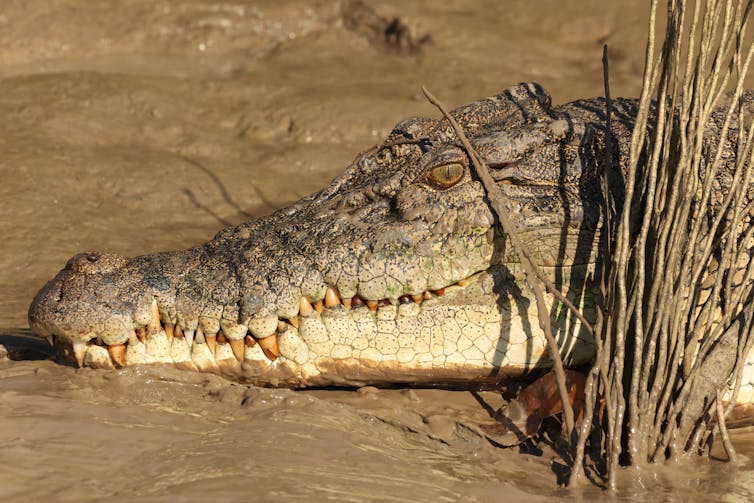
[{"x1": 0, "y1": 328, "x2": 53, "y2": 361}]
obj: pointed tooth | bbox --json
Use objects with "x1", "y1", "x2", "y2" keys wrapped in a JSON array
[
  {"x1": 366, "y1": 299, "x2": 378, "y2": 311},
  {"x1": 423, "y1": 291, "x2": 432, "y2": 300},
  {"x1": 324, "y1": 287, "x2": 341, "y2": 308},
  {"x1": 258, "y1": 335, "x2": 279, "y2": 361},
  {"x1": 229, "y1": 339, "x2": 245, "y2": 362},
  {"x1": 288, "y1": 316, "x2": 300, "y2": 329},
  {"x1": 136, "y1": 327, "x2": 147, "y2": 343},
  {"x1": 164, "y1": 323, "x2": 175, "y2": 340},
  {"x1": 205, "y1": 334, "x2": 217, "y2": 355},
  {"x1": 245, "y1": 335, "x2": 257, "y2": 347},
  {"x1": 217, "y1": 332, "x2": 228, "y2": 344},
  {"x1": 412, "y1": 293, "x2": 424, "y2": 304},
  {"x1": 195, "y1": 327, "x2": 205, "y2": 344},
  {"x1": 434, "y1": 288, "x2": 445, "y2": 297},
  {"x1": 184, "y1": 329, "x2": 195, "y2": 348},
  {"x1": 457, "y1": 278, "x2": 469, "y2": 287},
  {"x1": 313, "y1": 300, "x2": 324, "y2": 313},
  {"x1": 174, "y1": 325, "x2": 184, "y2": 338},
  {"x1": 147, "y1": 298, "x2": 161, "y2": 334},
  {"x1": 72, "y1": 341, "x2": 86, "y2": 367},
  {"x1": 108, "y1": 344, "x2": 127, "y2": 367},
  {"x1": 299, "y1": 297, "x2": 314, "y2": 317},
  {"x1": 343, "y1": 297, "x2": 352, "y2": 310},
  {"x1": 46, "y1": 335, "x2": 55, "y2": 347}
]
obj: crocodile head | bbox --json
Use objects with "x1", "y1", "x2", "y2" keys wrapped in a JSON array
[{"x1": 28, "y1": 83, "x2": 605, "y2": 387}]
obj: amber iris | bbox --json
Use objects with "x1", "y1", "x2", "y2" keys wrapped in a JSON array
[{"x1": 427, "y1": 162, "x2": 464, "y2": 189}]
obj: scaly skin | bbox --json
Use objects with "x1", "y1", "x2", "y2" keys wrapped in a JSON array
[{"x1": 27, "y1": 83, "x2": 754, "y2": 409}]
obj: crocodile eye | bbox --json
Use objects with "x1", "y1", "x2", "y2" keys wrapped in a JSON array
[{"x1": 427, "y1": 162, "x2": 465, "y2": 189}]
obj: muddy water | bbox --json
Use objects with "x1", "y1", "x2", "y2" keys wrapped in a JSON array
[{"x1": 1, "y1": 1, "x2": 754, "y2": 500}]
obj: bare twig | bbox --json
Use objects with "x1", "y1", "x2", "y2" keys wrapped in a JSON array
[{"x1": 421, "y1": 86, "x2": 579, "y2": 438}]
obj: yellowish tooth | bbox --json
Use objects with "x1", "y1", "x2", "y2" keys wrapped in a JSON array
[
  {"x1": 174, "y1": 325, "x2": 184, "y2": 338},
  {"x1": 136, "y1": 327, "x2": 147, "y2": 343},
  {"x1": 205, "y1": 334, "x2": 217, "y2": 355},
  {"x1": 244, "y1": 335, "x2": 257, "y2": 347},
  {"x1": 314, "y1": 300, "x2": 324, "y2": 313},
  {"x1": 299, "y1": 297, "x2": 314, "y2": 317},
  {"x1": 288, "y1": 316, "x2": 300, "y2": 328},
  {"x1": 366, "y1": 299, "x2": 378, "y2": 311},
  {"x1": 108, "y1": 344, "x2": 127, "y2": 367},
  {"x1": 46, "y1": 335, "x2": 55, "y2": 347},
  {"x1": 423, "y1": 291, "x2": 432, "y2": 300},
  {"x1": 324, "y1": 287, "x2": 341, "y2": 308},
  {"x1": 258, "y1": 335, "x2": 279, "y2": 361},
  {"x1": 412, "y1": 293, "x2": 424, "y2": 304},
  {"x1": 217, "y1": 332, "x2": 229, "y2": 344},
  {"x1": 278, "y1": 320, "x2": 288, "y2": 332},
  {"x1": 457, "y1": 278, "x2": 469, "y2": 287},
  {"x1": 165, "y1": 323, "x2": 175, "y2": 340},
  {"x1": 343, "y1": 297, "x2": 352, "y2": 310},
  {"x1": 72, "y1": 341, "x2": 86, "y2": 367},
  {"x1": 229, "y1": 339, "x2": 245, "y2": 362},
  {"x1": 147, "y1": 299, "x2": 161, "y2": 334}
]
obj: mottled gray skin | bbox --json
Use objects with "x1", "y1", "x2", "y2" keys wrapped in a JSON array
[{"x1": 26, "y1": 83, "x2": 754, "y2": 392}]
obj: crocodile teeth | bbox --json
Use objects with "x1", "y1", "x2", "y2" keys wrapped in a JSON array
[
  {"x1": 313, "y1": 300, "x2": 324, "y2": 313},
  {"x1": 457, "y1": 278, "x2": 469, "y2": 287},
  {"x1": 136, "y1": 327, "x2": 147, "y2": 343},
  {"x1": 244, "y1": 335, "x2": 257, "y2": 347},
  {"x1": 108, "y1": 344, "x2": 127, "y2": 367},
  {"x1": 258, "y1": 335, "x2": 279, "y2": 361},
  {"x1": 366, "y1": 299, "x2": 378, "y2": 311},
  {"x1": 72, "y1": 340, "x2": 86, "y2": 367},
  {"x1": 46, "y1": 335, "x2": 54, "y2": 347},
  {"x1": 288, "y1": 316, "x2": 300, "y2": 328},
  {"x1": 174, "y1": 324, "x2": 184, "y2": 338},
  {"x1": 164, "y1": 323, "x2": 175, "y2": 340},
  {"x1": 205, "y1": 334, "x2": 217, "y2": 355},
  {"x1": 147, "y1": 299, "x2": 161, "y2": 334},
  {"x1": 229, "y1": 339, "x2": 245, "y2": 362},
  {"x1": 217, "y1": 332, "x2": 229, "y2": 345},
  {"x1": 343, "y1": 297, "x2": 352, "y2": 310},
  {"x1": 184, "y1": 329, "x2": 195, "y2": 348},
  {"x1": 195, "y1": 327, "x2": 205, "y2": 344},
  {"x1": 299, "y1": 297, "x2": 314, "y2": 317},
  {"x1": 324, "y1": 287, "x2": 341, "y2": 308},
  {"x1": 411, "y1": 293, "x2": 424, "y2": 304}
]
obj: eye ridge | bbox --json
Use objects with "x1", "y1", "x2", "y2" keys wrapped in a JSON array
[{"x1": 427, "y1": 162, "x2": 465, "y2": 189}]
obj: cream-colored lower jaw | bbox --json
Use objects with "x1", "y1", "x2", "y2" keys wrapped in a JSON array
[{"x1": 42, "y1": 274, "x2": 754, "y2": 411}]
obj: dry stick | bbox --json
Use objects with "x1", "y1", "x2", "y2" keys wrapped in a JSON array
[
  {"x1": 715, "y1": 389, "x2": 737, "y2": 462},
  {"x1": 420, "y1": 86, "x2": 580, "y2": 439},
  {"x1": 571, "y1": 44, "x2": 614, "y2": 486}
]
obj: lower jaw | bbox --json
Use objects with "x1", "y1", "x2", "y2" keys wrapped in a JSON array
[
  {"x1": 45, "y1": 270, "x2": 595, "y2": 387},
  {"x1": 42, "y1": 271, "x2": 754, "y2": 412}
]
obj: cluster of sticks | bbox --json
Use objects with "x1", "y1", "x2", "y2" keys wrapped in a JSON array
[{"x1": 425, "y1": 0, "x2": 754, "y2": 490}]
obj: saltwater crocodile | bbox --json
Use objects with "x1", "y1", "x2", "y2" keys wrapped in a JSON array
[{"x1": 27, "y1": 82, "x2": 754, "y2": 410}]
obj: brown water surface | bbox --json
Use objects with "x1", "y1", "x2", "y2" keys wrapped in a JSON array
[{"x1": 2, "y1": 1, "x2": 754, "y2": 500}]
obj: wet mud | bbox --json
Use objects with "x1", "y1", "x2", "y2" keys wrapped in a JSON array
[{"x1": 2, "y1": 1, "x2": 754, "y2": 500}]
